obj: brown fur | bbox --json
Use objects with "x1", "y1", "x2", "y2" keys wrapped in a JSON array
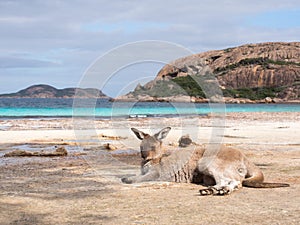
[{"x1": 122, "y1": 127, "x2": 289, "y2": 195}]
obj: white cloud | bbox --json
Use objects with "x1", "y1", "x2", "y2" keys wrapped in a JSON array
[
  {"x1": 0, "y1": 0, "x2": 299, "y2": 95},
  {"x1": 0, "y1": 56, "x2": 60, "y2": 68}
]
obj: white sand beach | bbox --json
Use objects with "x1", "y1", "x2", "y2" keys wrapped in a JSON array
[
  {"x1": 0, "y1": 112, "x2": 299, "y2": 145},
  {"x1": 0, "y1": 112, "x2": 300, "y2": 224}
]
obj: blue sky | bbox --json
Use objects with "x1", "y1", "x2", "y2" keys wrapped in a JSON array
[
  {"x1": 0, "y1": 0, "x2": 299, "y2": 97},
  {"x1": 246, "y1": 9, "x2": 300, "y2": 29}
]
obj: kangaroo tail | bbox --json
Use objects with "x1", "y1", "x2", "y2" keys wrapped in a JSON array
[
  {"x1": 243, "y1": 180, "x2": 290, "y2": 188},
  {"x1": 243, "y1": 167, "x2": 289, "y2": 188}
]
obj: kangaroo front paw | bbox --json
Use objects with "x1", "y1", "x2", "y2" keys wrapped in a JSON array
[{"x1": 121, "y1": 177, "x2": 133, "y2": 184}]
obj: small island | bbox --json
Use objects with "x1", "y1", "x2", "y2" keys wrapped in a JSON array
[{"x1": 0, "y1": 84, "x2": 109, "y2": 99}]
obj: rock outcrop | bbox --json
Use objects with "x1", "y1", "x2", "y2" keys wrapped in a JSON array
[{"x1": 117, "y1": 42, "x2": 300, "y2": 103}]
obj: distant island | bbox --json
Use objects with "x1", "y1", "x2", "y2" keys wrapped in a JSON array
[
  {"x1": 0, "y1": 84, "x2": 109, "y2": 99},
  {"x1": 115, "y1": 42, "x2": 300, "y2": 103}
]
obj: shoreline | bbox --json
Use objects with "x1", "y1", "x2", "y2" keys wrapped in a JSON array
[
  {"x1": 0, "y1": 112, "x2": 299, "y2": 144},
  {"x1": 112, "y1": 97, "x2": 300, "y2": 104},
  {"x1": 1, "y1": 95, "x2": 300, "y2": 103}
]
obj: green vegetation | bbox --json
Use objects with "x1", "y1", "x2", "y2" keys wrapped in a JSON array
[
  {"x1": 223, "y1": 87, "x2": 284, "y2": 100},
  {"x1": 223, "y1": 47, "x2": 235, "y2": 53},
  {"x1": 133, "y1": 80, "x2": 187, "y2": 97},
  {"x1": 172, "y1": 75, "x2": 206, "y2": 97},
  {"x1": 133, "y1": 74, "x2": 285, "y2": 100},
  {"x1": 133, "y1": 74, "x2": 223, "y2": 98},
  {"x1": 175, "y1": 75, "x2": 286, "y2": 100},
  {"x1": 214, "y1": 57, "x2": 300, "y2": 74}
]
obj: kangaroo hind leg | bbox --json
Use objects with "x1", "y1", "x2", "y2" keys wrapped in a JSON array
[
  {"x1": 199, "y1": 170, "x2": 242, "y2": 196},
  {"x1": 199, "y1": 180, "x2": 240, "y2": 196}
]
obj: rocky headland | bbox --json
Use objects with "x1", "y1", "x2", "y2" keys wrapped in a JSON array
[{"x1": 115, "y1": 42, "x2": 300, "y2": 103}]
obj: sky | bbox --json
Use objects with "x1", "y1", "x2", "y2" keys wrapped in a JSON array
[{"x1": 0, "y1": 0, "x2": 300, "y2": 97}]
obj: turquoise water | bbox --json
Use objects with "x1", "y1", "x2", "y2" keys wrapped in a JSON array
[{"x1": 0, "y1": 98, "x2": 299, "y2": 118}]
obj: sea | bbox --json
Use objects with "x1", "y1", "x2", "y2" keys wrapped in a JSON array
[{"x1": 0, "y1": 98, "x2": 299, "y2": 118}]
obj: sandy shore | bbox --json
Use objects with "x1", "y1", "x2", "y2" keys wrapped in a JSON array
[{"x1": 0, "y1": 112, "x2": 300, "y2": 224}]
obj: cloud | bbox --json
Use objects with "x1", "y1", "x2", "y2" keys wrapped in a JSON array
[
  {"x1": 0, "y1": 0, "x2": 300, "y2": 95},
  {"x1": 0, "y1": 56, "x2": 60, "y2": 68},
  {"x1": 1, "y1": 1, "x2": 299, "y2": 52}
]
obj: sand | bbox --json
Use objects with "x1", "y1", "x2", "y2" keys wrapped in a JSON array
[{"x1": 0, "y1": 112, "x2": 299, "y2": 224}]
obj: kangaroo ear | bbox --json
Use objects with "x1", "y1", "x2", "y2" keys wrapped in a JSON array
[
  {"x1": 154, "y1": 127, "x2": 171, "y2": 141},
  {"x1": 131, "y1": 128, "x2": 148, "y2": 140}
]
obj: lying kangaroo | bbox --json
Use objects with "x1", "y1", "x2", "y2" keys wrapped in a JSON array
[{"x1": 121, "y1": 127, "x2": 289, "y2": 195}]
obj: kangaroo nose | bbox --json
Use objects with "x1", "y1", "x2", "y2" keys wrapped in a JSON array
[{"x1": 141, "y1": 151, "x2": 149, "y2": 159}]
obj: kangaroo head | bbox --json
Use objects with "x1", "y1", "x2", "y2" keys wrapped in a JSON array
[{"x1": 131, "y1": 127, "x2": 171, "y2": 162}]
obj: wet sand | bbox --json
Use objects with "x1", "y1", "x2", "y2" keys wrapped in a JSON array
[{"x1": 0, "y1": 112, "x2": 300, "y2": 224}]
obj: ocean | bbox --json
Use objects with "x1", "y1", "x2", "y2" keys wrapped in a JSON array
[{"x1": 0, "y1": 98, "x2": 299, "y2": 118}]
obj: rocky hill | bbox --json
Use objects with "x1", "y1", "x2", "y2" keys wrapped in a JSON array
[
  {"x1": 118, "y1": 42, "x2": 300, "y2": 103},
  {"x1": 0, "y1": 84, "x2": 109, "y2": 98}
]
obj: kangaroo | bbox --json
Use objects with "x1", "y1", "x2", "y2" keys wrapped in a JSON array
[{"x1": 121, "y1": 127, "x2": 289, "y2": 195}]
